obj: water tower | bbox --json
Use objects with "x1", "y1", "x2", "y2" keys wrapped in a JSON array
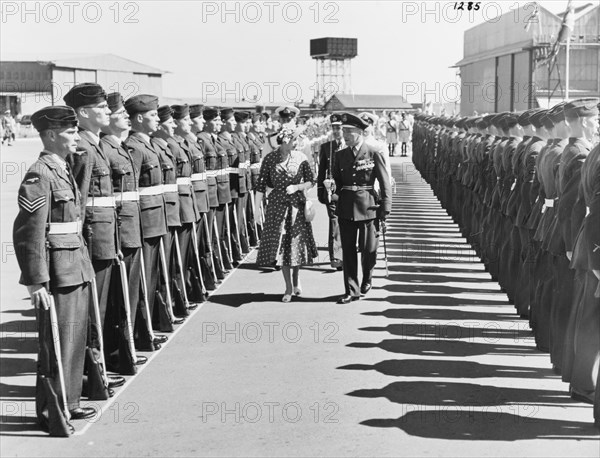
[{"x1": 310, "y1": 37, "x2": 357, "y2": 106}]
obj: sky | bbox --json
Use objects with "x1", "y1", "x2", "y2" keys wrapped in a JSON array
[{"x1": 0, "y1": 1, "x2": 593, "y2": 104}]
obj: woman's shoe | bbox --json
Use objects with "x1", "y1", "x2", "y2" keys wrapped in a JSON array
[{"x1": 282, "y1": 293, "x2": 292, "y2": 303}]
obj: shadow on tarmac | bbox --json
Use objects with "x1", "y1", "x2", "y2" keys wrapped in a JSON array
[{"x1": 362, "y1": 308, "x2": 518, "y2": 322}]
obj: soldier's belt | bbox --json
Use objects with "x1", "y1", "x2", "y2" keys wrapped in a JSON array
[
  {"x1": 163, "y1": 184, "x2": 178, "y2": 193},
  {"x1": 341, "y1": 185, "x2": 374, "y2": 191},
  {"x1": 206, "y1": 170, "x2": 218, "y2": 178},
  {"x1": 139, "y1": 185, "x2": 164, "y2": 196},
  {"x1": 250, "y1": 163, "x2": 261, "y2": 170},
  {"x1": 238, "y1": 162, "x2": 248, "y2": 169},
  {"x1": 227, "y1": 167, "x2": 239, "y2": 174},
  {"x1": 48, "y1": 220, "x2": 82, "y2": 235},
  {"x1": 86, "y1": 196, "x2": 116, "y2": 207},
  {"x1": 176, "y1": 177, "x2": 192, "y2": 186},
  {"x1": 191, "y1": 172, "x2": 207, "y2": 182},
  {"x1": 544, "y1": 199, "x2": 555, "y2": 208},
  {"x1": 116, "y1": 191, "x2": 140, "y2": 202}
]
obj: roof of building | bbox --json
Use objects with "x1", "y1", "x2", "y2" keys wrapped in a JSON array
[
  {"x1": 326, "y1": 94, "x2": 412, "y2": 109},
  {"x1": 1, "y1": 53, "x2": 167, "y2": 75}
]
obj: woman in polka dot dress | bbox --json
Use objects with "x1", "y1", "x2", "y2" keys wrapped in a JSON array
[{"x1": 254, "y1": 126, "x2": 318, "y2": 302}]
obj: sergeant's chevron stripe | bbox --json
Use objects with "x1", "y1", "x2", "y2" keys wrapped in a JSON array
[{"x1": 18, "y1": 195, "x2": 46, "y2": 213}]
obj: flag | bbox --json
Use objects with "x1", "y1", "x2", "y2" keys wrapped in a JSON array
[
  {"x1": 524, "y1": 3, "x2": 539, "y2": 32},
  {"x1": 547, "y1": 1, "x2": 575, "y2": 65}
]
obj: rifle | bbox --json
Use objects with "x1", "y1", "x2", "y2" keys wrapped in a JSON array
[
  {"x1": 138, "y1": 249, "x2": 156, "y2": 341},
  {"x1": 189, "y1": 222, "x2": 207, "y2": 297},
  {"x1": 158, "y1": 237, "x2": 176, "y2": 322}
]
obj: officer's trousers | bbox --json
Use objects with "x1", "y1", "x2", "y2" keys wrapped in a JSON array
[
  {"x1": 325, "y1": 202, "x2": 342, "y2": 264},
  {"x1": 339, "y1": 218, "x2": 379, "y2": 297}
]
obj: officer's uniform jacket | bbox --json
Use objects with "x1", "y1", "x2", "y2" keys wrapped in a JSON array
[
  {"x1": 168, "y1": 135, "x2": 198, "y2": 224},
  {"x1": 232, "y1": 131, "x2": 251, "y2": 193},
  {"x1": 317, "y1": 138, "x2": 344, "y2": 205},
  {"x1": 123, "y1": 132, "x2": 167, "y2": 239},
  {"x1": 198, "y1": 132, "x2": 231, "y2": 205},
  {"x1": 332, "y1": 140, "x2": 391, "y2": 221},
  {"x1": 101, "y1": 134, "x2": 142, "y2": 249},
  {"x1": 184, "y1": 133, "x2": 211, "y2": 213},
  {"x1": 68, "y1": 129, "x2": 117, "y2": 261},
  {"x1": 13, "y1": 152, "x2": 95, "y2": 288},
  {"x1": 152, "y1": 137, "x2": 182, "y2": 228}
]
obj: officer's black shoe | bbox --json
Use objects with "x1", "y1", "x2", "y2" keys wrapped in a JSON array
[
  {"x1": 187, "y1": 303, "x2": 199, "y2": 310},
  {"x1": 153, "y1": 335, "x2": 168, "y2": 344},
  {"x1": 173, "y1": 318, "x2": 185, "y2": 325},
  {"x1": 108, "y1": 388, "x2": 115, "y2": 398},
  {"x1": 360, "y1": 283, "x2": 372, "y2": 295},
  {"x1": 69, "y1": 407, "x2": 97, "y2": 420},
  {"x1": 337, "y1": 295, "x2": 359, "y2": 304},
  {"x1": 136, "y1": 356, "x2": 148, "y2": 365},
  {"x1": 108, "y1": 376, "x2": 125, "y2": 389}
]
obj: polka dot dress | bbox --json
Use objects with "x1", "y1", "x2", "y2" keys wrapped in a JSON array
[{"x1": 256, "y1": 148, "x2": 318, "y2": 267}]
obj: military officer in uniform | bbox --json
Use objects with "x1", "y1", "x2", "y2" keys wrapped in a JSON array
[
  {"x1": 317, "y1": 113, "x2": 344, "y2": 270},
  {"x1": 63, "y1": 83, "x2": 125, "y2": 395},
  {"x1": 13, "y1": 106, "x2": 97, "y2": 425},
  {"x1": 330, "y1": 113, "x2": 392, "y2": 304}
]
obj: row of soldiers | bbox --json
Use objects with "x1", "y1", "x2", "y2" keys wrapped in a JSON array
[
  {"x1": 12, "y1": 82, "x2": 326, "y2": 435},
  {"x1": 411, "y1": 99, "x2": 600, "y2": 425}
]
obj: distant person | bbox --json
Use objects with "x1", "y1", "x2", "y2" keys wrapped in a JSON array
[
  {"x1": 2, "y1": 110, "x2": 16, "y2": 145},
  {"x1": 385, "y1": 113, "x2": 398, "y2": 156},
  {"x1": 398, "y1": 112, "x2": 410, "y2": 157}
]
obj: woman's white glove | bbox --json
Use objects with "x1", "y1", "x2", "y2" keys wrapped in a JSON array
[{"x1": 286, "y1": 184, "x2": 299, "y2": 195}]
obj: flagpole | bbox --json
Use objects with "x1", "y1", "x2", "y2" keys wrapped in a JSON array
[{"x1": 565, "y1": 34, "x2": 570, "y2": 100}]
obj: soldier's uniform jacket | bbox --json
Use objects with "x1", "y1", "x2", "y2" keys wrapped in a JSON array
[
  {"x1": 68, "y1": 129, "x2": 117, "y2": 261},
  {"x1": 317, "y1": 139, "x2": 344, "y2": 205},
  {"x1": 555, "y1": 137, "x2": 592, "y2": 253},
  {"x1": 246, "y1": 131, "x2": 264, "y2": 189},
  {"x1": 572, "y1": 143, "x2": 600, "y2": 271},
  {"x1": 198, "y1": 132, "x2": 231, "y2": 205},
  {"x1": 168, "y1": 135, "x2": 198, "y2": 224},
  {"x1": 152, "y1": 137, "x2": 182, "y2": 228},
  {"x1": 506, "y1": 136, "x2": 532, "y2": 219},
  {"x1": 219, "y1": 132, "x2": 243, "y2": 198},
  {"x1": 516, "y1": 137, "x2": 544, "y2": 228},
  {"x1": 13, "y1": 152, "x2": 95, "y2": 288},
  {"x1": 332, "y1": 140, "x2": 391, "y2": 221},
  {"x1": 184, "y1": 133, "x2": 211, "y2": 213},
  {"x1": 231, "y1": 131, "x2": 251, "y2": 193},
  {"x1": 500, "y1": 137, "x2": 520, "y2": 216},
  {"x1": 124, "y1": 132, "x2": 167, "y2": 239},
  {"x1": 101, "y1": 134, "x2": 142, "y2": 249}
]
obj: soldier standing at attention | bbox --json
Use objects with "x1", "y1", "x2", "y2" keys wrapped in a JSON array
[{"x1": 13, "y1": 106, "x2": 97, "y2": 426}]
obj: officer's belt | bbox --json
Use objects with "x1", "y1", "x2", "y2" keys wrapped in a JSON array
[
  {"x1": 176, "y1": 177, "x2": 192, "y2": 186},
  {"x1": 544, "y1": 199, "x2": 555, "y2": 208},
  {"x1": 48, "y1": 220, "x2": 82, "y2": 235},
  {"x1": 163, "y1": 184, "x2": 178, "y2": 193},
  {"x1": 341, "y1": 185, "x2": 373, "y2": 191},
  {"x1": 191, "y1": 173, "x2": 206, "y2": 182},
  {"x1": 116, "y1": 191, "x2": 140, "y2": 202},
  {"x1": 86, "y1": 196, "x2": 116, "y2": 207},
  {"x1": 139, "y1": 185, "x2": 164, "y2": 196}
]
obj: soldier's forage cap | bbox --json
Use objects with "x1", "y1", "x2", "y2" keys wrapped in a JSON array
[
  {"x1": 234, "y1": 111, "x2": 251, "y2": 122},
  {"x1": 106, "y1": 92, "x2": 124, "y2": 113},
  {"x1": 276, "y1": 105, "x2": 300, "y2": 119},
  {"x1": 171, "y1": 104, "x2": 189, "y2": 120},
  {"x1": 503, "y1": 112, "x2": 519, "y2": 129},
  {"x1": 203, "y1": 108, "x2": 220, "y2": 121},
  {"x1": 564, "y1": 98, "x2": 600, "y2": 119},
  {"x1": 340, "y1": 112, "x2": 369, "y2": 130},
  {"x1": 220, "y1": 108, "x2": 234, "y2": 120},
  {"x1": 32, "y1": 106, "x2": 78, "y2": 132},
  {"x1": 189, "y1": 104, "x2": 204, "y2": 119},
  {"x1": 489, "y1": 113, "x2": 506, "y2": 129},
  {"x1": 517, "y1": 109, "x2": 541, "y2": 126},
  {"x1": 358, "y1": 112, "x2": 378, "y2": 125},
  {"x1": 251, "y1": 113, "x2": 262, "y2": 123},
  {"x1": 124, "y1": 94, "x2": 159, "y2": 115},
  {"x1": 158, "y1": 105, "x2": 173, "y2": 123},
  {"x1": 529, "y1": 109, "x2": 549, "y2": 129},
  {"x1": 474, "y1": 116, "x2": 488, "y2": 129},
  {"x1": 63, "y1": 82, "x2": 106, "y2": 109},
  {"x1": 548, "y1": 102, "x2": 566, "y2": 124}
]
